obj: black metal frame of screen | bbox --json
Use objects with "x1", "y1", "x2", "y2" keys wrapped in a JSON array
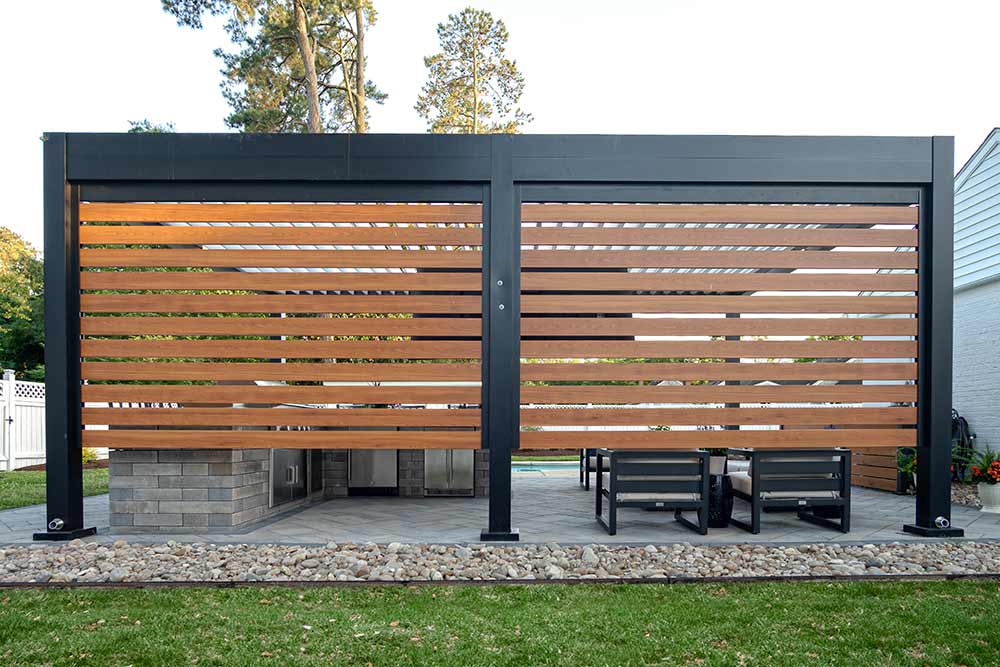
[{"x1": 36, "y1": 133, "x2": 960, "y2": 541}]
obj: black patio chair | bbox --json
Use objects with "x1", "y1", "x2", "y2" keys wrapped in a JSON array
[
  {"x1": 579, "y1": 448, "x2": 610, "y2": 490},
  {"x1": 595, "y1": 449, "x2": 710, "y2": 535},
  {"x1": 728, "y1": 448, "x2": 851, "y2": 534}
]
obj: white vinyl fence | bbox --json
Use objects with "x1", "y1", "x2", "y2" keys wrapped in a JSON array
[{"x1": 1, "y1": 370, "x2": 46, "y2": 471}]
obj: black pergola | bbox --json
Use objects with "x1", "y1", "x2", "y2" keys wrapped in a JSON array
[{"x1": 38, "y1": 133, "x2": 961, "y2": 540}]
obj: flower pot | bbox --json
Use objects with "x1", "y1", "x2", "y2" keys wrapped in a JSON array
[
  {"x1": 709, "y1": 455, "x2": 727, "y2": 476},
  {"x1": 979, "y1": 483, "x2": 1000, "y2": 513}
]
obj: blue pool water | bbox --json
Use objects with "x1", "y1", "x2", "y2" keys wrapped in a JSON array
[{"x1": 511, "y1": 462, "x2": 576, "y2": 473}]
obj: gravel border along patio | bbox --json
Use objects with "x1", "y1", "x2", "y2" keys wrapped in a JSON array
[{"x1": 2, "y1": 539, "x2": 999, "y2": 584}]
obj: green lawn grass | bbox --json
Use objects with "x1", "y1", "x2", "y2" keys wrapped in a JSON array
[
  {"x1": 1, "y1": 580, "x2": 997, "y2": 666},
  {"x1": 0, "y1": 469, "x2": 109, "y2": 511}
]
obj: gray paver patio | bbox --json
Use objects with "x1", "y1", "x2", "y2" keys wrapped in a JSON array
[{"x1": 3, "y1": 472, "x2": 999, "y2": 545}]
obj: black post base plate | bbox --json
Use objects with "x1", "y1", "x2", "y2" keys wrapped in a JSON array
[
  {"x1": 33, "y1": 527, "x2": 97, "y2": 542},
  {"x1": 480, "y1": 529, "x2": 520, "y2": 542},
  {"x1": 903, "y1": 523, "x2": 964, "y2": 538}
]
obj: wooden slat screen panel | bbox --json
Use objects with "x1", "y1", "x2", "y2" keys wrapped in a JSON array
[
  {"x1": 519, "y1": 203, "x2": 918, "y2": 468},
  {"x1": 80, "y1": 202, "x2": 483, "y2": 450}
]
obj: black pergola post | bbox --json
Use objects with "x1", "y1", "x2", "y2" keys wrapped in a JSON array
[
  {"x1": 34, "y1": 133, "x2": 95, "y2": 541},
  {"x1": 904, "y1": 137, "x2": 963, "y2": 537},
  {"x1": 481, "y1": 135, "x2": 520, "y2": 541}
]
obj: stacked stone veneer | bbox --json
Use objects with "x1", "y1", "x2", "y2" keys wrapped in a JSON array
[
  {"x1": 110, "y1": 447, "x2": 491, "y2": 532},
  {"x1": 109, "y1": 449, "x2": 269, "y2": 533}
]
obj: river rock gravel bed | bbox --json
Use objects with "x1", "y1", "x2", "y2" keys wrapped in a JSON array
[{"x1": 2, "y1": 540, "x2": 1000, "y2": 584}]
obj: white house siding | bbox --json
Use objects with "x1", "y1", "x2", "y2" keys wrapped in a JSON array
[
  {"x1": 953, "y1": 277, "x2": 1000, "y2": 451},
  {"x1": 956, "y1": 136, "x2": 1000, "y2": 290},
  {"x1": 953, "y1": 131, "x2": 1000, "y2": 451}
]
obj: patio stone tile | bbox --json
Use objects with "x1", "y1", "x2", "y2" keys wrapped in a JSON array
[{"x1": 3, "y1": 479, "x2": 1000, "y2": 546}]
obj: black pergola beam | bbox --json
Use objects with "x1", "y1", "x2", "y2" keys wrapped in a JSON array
[{"x1": 35, "y1": 133, "x2": 95, "y2": 541}]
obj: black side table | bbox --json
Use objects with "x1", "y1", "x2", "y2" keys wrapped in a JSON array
[{"x1": 708, "y1": 474, "x2": 733, "y2": 528}]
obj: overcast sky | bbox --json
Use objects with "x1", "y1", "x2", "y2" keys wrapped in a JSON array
[{"x1": 3, "y1": 0, "x2": 998, "y2": 248}]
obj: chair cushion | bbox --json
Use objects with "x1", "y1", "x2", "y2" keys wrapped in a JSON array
[
  {"x1": 726, "y1": 459, "x2": 750, "y2": 473},
  {"x1": 587, "y1": 456, "x2": 611, "y2": 470},
  {"x1": 729, "y1": 471, "x2": 839, "y2": 499}
]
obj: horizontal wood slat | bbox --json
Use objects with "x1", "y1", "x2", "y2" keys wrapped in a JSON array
[
  {"x1": 81, "y1": 339, "x2": 481, "y2": 359},
  {"x1": 520, "y1": 317, "x2": 917, "y2": 337},
  {"x1": 521, "y1": 250, "x2": 917, "y2": 269},
  {"x1": 520, "y1": 362, "x2": 917, "y2": 382},
  {"x1": 519, "y1": 340, "x2": 915, "y2": 359},
  {"x1": 521, "y1": 385, "x2": 916, "y2": 404},
  {"x1": 520, "y1": 429, "x2": 916, "y2": 449},
  {"x1": 520, "y1": 227, "x2": 917, "y2": 247},
  {"x1": 79, "y1": 271, "x2": 914, "y2": 293},
  {"x1": 81, "y1": 316, "x2": 482, "y2": 337},
  {"x1": 81, "y1": 295, "x2": 482, "y2": 314},
  {"x1": 83, "y1": 407, "x2": 481, "y2": 427},
  {"x1": 80, "y1": 271, "x2": 482, "y2": 292},
  {"x1": 81, "y1": 385, "x2": 481, "y2": 404},
  {"x1": 520, "y1": 204, "x2": 918, "y2": 225},
  {"x1": 80, "y1": 362, "x2": 482, "y2": 382},
  {"x1": 81, "y1": 225, "x2": 483, "y2": 246},
  {"x1": 520, "y1": 407, "x2": 915, "y2": 426},
  {"x1": 82, "y1": 430, "x2": 480, "y2": 450},
  {"x1": 521, "y1": 272, "x2": 918, "y2": 292},
  {"x1": 80, "y1": 316, "x2": 917, "y2": 337},
  {"x1": 80, "y1": 203, "x2": 484, "y2": 224},
  {"x1": 81, "y1": 225, "x2": 914, "y2": 248},
  {"x1": 79, "y1": 249, "x2": 917, "y2": 270},
  {"x1": 521, "y1": 296, "x2": 916, "y2": 314},
  {"x1": 80, "y1": 249, "x2": 482, "y2": 269}
]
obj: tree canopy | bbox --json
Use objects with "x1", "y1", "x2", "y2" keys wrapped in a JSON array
[
  {"x1": 415, "y1": 7, "x2": 531, "y2": 134},
  {"x1": 162, "y1": 0, "x2": 383, "y2": 133},
  {"x1": 0, "y1": 228, "x2": 44, "y2": 381}
]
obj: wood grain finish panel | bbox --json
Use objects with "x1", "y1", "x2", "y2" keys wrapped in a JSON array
[
  {"x1": 519, "y1": 340, "x2": 915, "y2": 359},
  {"x1": 81, "y1": 225, "x2": 482, "y2": 246},
  {"x1": 520, "y1": 407, "x2": 915, "y2": 426},
  {"x1": 80, "y1": 271, "x2": 482, "y2": 292},
  {"x1": 520, "y1": 227, "x2": 917, "y2": 247},
  {"x1": 81, "y1": 316, "x2": 482, "y2": 337},
  {"x1": 520, "y1": 362, "x2": 917, "y2": 382},
  {"x1": 521, "y1": 250, "x2": 917, "y2": 270},
  {"x1": 521, "y1": 384, "x2": 916, "y2": 404},
  {"x1": 80, "y1": 203, "x2": 484, "y2": 224},
  {"x1": 81, "y1": 294, "x2": 482, "y2": 314},
  {"x1": 83, "y1": 407, "x2": 481, "y2": 427},
  {"x1": 81, "y1": 362, "x2": 482, "y2": 382},
  {"x1": 80, "y1": 249, "x2": 482, "y2": 269},
  {"x1": 81, "y1": 385, "x2": 480, "y2": 404},
  {"x1": 520, "y1": 295, "x2": 916, "y2": 314},
  {"x1": 520, "y1": 317, "x2": 917, "y2": 337},
  {"x1": 520, "y1": 203, "x2": 918, "y2": 225},
  {"x1": 520, "y1": 429, "x2": 916, "y2": 449},
  {"x1": 81, "y1": 339, "x2": 481, "y2": 359},
  {"x1": 521, "y1": 272, "x2": 917, "y2": 292},
  {"x1": 83, "y1": 430, "x2": 480, "y2": 449}
]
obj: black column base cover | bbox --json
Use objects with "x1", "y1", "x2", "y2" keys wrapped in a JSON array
[
  {"x1": 902, "y1": 523, "x2": 964, "y2": 538},
  {"x1": 33, "y1": 527, "x2": 97, "y2": 542},
  {"x1": 480, "y1": 529, "x2": 520, "y2": 542}
]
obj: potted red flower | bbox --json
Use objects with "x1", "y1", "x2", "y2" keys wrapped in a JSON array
[{"x1": 969, "y1": 449, "x2": 1000, "y2": 513}]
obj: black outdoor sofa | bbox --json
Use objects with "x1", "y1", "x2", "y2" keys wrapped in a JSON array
[
  {"x1": 595, "y1": 449, "x2": 710, "y2": 535},
  {"x1": 727, "y1": 448, "x2": 851, "y2": 534}
]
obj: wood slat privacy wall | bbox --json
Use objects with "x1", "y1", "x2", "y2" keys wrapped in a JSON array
[
  {"x1": 79, "y1": 202, "x2": 483, "y2": 450},
  {"x1": 518, "y1": 202, "x2": 917, "y2": 487}
]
